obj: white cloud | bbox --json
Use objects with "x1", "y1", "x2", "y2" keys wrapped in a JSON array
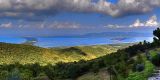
[
  {"x1": 145, "y1": 15, "x2": 159, "y2": 27},
  {"x1": 0, "y1": 22, "x2": 12, "y2": 28},
  {"x1": 129, "y1": 19, "x2": 145, "y2": 28},
  {"x1": 105, "y1": 24, "x2": 121, "y2": 29},
  {"x1": 130, "y1": 15, "x2": 159, "y2": 28},
  {"x1": 0, "y1": 21, "x2": 80, "y2": 29},
  {"x1": 105, "y1": 15, "x2": 159, "y2": 28}
]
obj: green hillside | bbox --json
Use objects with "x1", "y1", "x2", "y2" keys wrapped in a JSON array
[
  {"x1": 1, "y1": 28, "x2": 160, "y2": 80},
  {"x1": 0, "y1": 41, "x2": 155, "y2": 80},
  {"x1": 0, "y1": 42, "x2": 121, "y2": 65}
]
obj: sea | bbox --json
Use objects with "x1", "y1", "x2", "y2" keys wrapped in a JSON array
[{"x1": 0, "y1": 31, "x2": 154, "y2": 48}]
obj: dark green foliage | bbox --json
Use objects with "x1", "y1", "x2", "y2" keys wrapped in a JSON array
[
  {"x1": 59, "y1": 47, "x2": 87, "y2": 56},
  {"x1": 153, "y1": 28, "x2": 160, "y2": 46},
  {"x1": 90, "y1": 60, "x2": 102, "y2": 73},
  {"x1": 135, "y1": 64, "x2": 144, "y2": 72},
  {"x1": 132, "y1": 54, "x2": 145, "y2": 72},
  {"x1": 153, "y1": 28, "x2": 160, "y2": 40},
  {"x1": 152, "y1": 53, "x2": 160, "y2": 66},
  {"x1": 29, "y1": 63, "x2": 42, "y2": 77},
  {"x1": 8, "y1": 68, "x2": 21, "y2": 80},
  {"x1": 151, "y1": 28, "x2": 160, "y2": 66},
  {"x1": 137, "y1": 54, "x2": 144, "y2": 64}
]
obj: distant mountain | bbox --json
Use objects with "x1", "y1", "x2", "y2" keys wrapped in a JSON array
[
  {"x1": 79, "y1": 31, "x2": 153, "y2": 38},
  {"x1": 40, "y1": 29, "x2": 154, "y2": 38}
]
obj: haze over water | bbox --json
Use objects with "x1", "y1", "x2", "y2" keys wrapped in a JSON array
[{"x1": 0, "y1": 29, "x2": 154, "y2": 48}]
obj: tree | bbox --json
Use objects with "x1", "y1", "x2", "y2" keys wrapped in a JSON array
[
  {"x1": 153, "y1": 28, "x2": 160, "y2": 40},
  {"x1": 0, "y1": 71, "x2": 9, "y2": 80},
  {"x1": 152, "y1": 53, "x2": 160, "y2": 66},
  {"x1": 152, "y1": 28, "x2": 160, "y2": 46},
  {"x1": 8, "y1": 68, "x2": 21, "y2": 80},
  {"x1": 91, "y1": 61, "x2": 100, "y2": 73}
]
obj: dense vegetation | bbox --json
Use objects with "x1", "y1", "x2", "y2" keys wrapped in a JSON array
[
  {"x1": 0, "y1": 43, "x2": 117, "y2": 65},
  {"x1": 1, "y1": 28, "x2": 160, "y2": 80}
]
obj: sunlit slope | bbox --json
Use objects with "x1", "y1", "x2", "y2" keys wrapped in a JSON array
[{"x1": 0, "y1": 42, "x2": 119, "y2": 65}]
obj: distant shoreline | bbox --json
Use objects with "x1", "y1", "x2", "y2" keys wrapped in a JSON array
[
  {"x1": 0, "y1": 36, "x2": 153, "y2": 48},
  {"x1": 48, "y1": 42, "x2": 137, "y2": 48}
]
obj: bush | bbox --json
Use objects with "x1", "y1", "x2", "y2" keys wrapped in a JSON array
[
  {"x1": 152, "y1": 53, "x2": 160, "y2": 66},
  {"x1": 136, "y1": 64, "x2": 145, "y2": 72}
]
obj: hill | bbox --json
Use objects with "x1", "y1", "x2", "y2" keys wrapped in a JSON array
[
  {"x1": 0, "y1": 41, "x2": 154, "y2": 80},
  {"x1": 0, "y1": 42, "x2": 128, "y2": 65}
]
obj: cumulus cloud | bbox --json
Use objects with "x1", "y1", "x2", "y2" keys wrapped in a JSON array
[
  {"x1": 129, "y1": 19, "x2": 145, "y2": 28},
  {"x1": 130, "y1": 15, "x2": 159, "y2": 28},
  {"x1": 104, "y1": 15, "x2": 159, "y2": 28},
  {"x1": 0, "y1": 0, "x2": 159, "y2": 19},
  {"x1": 145, "y1": 15, "x2": 159, "y2": 27}
]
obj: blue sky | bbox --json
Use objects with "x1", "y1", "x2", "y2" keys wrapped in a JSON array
[
  {"x1": 50, "y1": 11, "x2": 157, "y2": 26},
  {"x1": 0, "y1": 0, "x2": 159, "y2": 36}
]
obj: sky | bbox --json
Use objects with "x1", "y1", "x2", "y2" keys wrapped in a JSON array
[{"x1": 0, "y1": 0, "x2": 160, "y2": 37}]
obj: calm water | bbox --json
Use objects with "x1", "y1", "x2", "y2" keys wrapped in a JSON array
[
  {"x1": 34, "y1": 37, "x2": 153, "y2": 47},
  {"x1": 0, "y1": 31, "x2": 154, "y2": 47},
  {"x1": 0, "y1": 37, "x2": 153, "y2": 48}
]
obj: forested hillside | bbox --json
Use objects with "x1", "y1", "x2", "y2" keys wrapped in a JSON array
[
  {"x1": 0, "y1": 42, "x2": 118, "y2": 65},
  {"x1": 0, "y1": 28, "x2": 160, "y2": 80}
]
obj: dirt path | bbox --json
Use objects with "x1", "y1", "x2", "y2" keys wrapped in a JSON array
[{"x1": 148, "y1": 68, "x2": 160, "y2": 80}]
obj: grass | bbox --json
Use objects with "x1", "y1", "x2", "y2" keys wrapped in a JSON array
[
  {"x1": 126, "y1": 61, "x2": 155, "y2": 80},
  {"x1": 122, "y1": 51, "x2": 155, "y2": 80},
  {"x1": 149, "y1": 48, "x2": 160, "y2": 57}
]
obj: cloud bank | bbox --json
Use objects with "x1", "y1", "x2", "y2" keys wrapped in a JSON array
[
  {"x1": 0, "y1": 21, "x2": 80, "y2": 29},
  {"x1": 0, "y1": 0, "x2": 160, "y2": 19}
]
